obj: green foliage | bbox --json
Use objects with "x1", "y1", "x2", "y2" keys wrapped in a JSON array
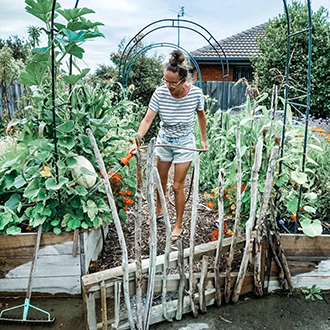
[
  {"x1": 0, "y1": 36, "x2": 30, "y2": 62},
  {"x1": 252, "y1": 1, "x2": 330, "y2": 118},
  {"x1": 301, "y1": 285, "x2": 323, "y2": 301},
  {"x1": 0, "y1": 1, "x2": 138, "y2": 235},
  {"x1": 196, "y1": 94, "x2": 329, "y2": 235}
]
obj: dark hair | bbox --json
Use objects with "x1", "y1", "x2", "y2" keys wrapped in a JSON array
[{"x1": 164, "y1": 50, "x2": 191, "y2": 80}]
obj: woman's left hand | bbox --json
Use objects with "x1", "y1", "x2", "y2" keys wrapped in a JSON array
[{"x1": 201, "y1": 140, "x2": 208, "y2": 150}]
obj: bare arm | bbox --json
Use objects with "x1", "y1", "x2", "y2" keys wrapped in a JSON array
[{"x1": 197, "y1": 110, "x2": 208, "y2": 150}]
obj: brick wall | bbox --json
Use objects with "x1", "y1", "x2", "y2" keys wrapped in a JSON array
[{"x1": 195, "y1": 65, "x2": 234, "y2": 82}]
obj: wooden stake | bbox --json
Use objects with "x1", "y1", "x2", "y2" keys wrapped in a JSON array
[
  {"x1": 134, "y1": 146, "x2": 143, "y2": 330},
  {"x1": 175, "y1": 235, "x2": 185, "y2": 321},
  {"x1": 113, "y1": 281, "x2": 121, "y2": 329},
  {"x1": 189, "y1": 155, "x2": 200, "y2": 317},
  {"x1": 214, "y1": 168, "x2": 225, "y2": 306},
  {"x1": 198, "y1": 255, "x2": 208, "y2": 313},
  {"x1": 101, "y1": 280, "x2": 108, "y2": 330},
  {"x1": 225, "y1": 122, "x2": 242, "y2": 303},
  {"x1": 153, "y1": 167, "x2": 172, "y2": 322},
  {"x1": 232, "y1": 137, "x2": 263, "y2": 302},
  {"x1": 144, "y1": 138, "x2": 157, "y2": 330},
  {"x1": 86, "y1": 128, "x2": 135, "y2": 330},
  {"x1": 270, "y1": 200, "x2": 293, "y2": 292},
  {"x1": 254, "y1": 146, "x2": 279, "y2": 296}
]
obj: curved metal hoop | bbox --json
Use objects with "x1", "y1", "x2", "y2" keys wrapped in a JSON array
[
  {"x1": 122, "y1": 42, "x2": 203, "y2": 90},
  {"x1": 118, "y1": 18, "x2": 230, "y2": 110}
]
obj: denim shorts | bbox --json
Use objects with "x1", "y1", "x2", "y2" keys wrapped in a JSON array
[{"x1": 155, "y1": 130, "x2": 197, "y2": 164}]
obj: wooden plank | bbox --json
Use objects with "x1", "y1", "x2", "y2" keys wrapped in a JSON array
[
  {"x1": 0, "y1": 232, "x2": 74, "y2": 251},
  {"x1": 0, "y1": 241, "x2": 80, "y2": 258},
  {"x1": 280, "y1": 234, "x2": 330, "y2": 256},
  {"x1": 0, "y1": 276, "x2": 81, "y2": 295},
  {"x1": 2, "y1": 254, "x2": 81, "y2": 278},
  {"x1": 82, "y1": 233, "x2": 248, "y2": 292}
]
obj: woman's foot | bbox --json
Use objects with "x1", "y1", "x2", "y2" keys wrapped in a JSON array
[
  {"x1": 146, "y1": 214, "x2": 164, "y2": 226},
  {"x1": 171, "y1": 227, "x2": 183, "y2": 241}
]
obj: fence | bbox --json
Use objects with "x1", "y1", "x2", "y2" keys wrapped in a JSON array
[
  {"x1": 196, "y1": 81, "x2": 247, "y2": 112},
  {"x1": 0, "y1": 82, "x2": 24, "y2": 120},
  {"x1": 80, "y1": 125, "x2": 292, "y2": 330}
]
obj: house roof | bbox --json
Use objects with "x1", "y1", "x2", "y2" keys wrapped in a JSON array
[{"x1": 191, "y1": 23, "x2": 267, "y2": 64}]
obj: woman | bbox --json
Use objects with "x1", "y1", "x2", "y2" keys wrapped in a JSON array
[{"x1": 130, "y1": 50, "x2": 207, "y2": 241}]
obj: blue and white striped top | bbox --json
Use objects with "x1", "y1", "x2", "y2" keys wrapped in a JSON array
[{"x1": 148, "y1": 84, "x2": 204, "y2": 138}]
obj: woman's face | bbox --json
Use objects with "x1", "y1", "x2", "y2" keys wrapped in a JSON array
[{"x1": 163, "y1": 71, "x2": 184, "y2": 91}]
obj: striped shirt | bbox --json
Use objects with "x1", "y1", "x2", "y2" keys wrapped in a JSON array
[{"x1": 148, "y1": 84, "x2": 204, "y2": 138}]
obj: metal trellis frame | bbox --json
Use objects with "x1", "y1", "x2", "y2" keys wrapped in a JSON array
[
  {"x1": 123, "y1": 42, "x2": 203, "y2": 90},
  {"x1": 279, "y1": 0, "x2": 313, "y2": 233},
  {"x1": 118, "y1": 18, "x2": 230, "y2": 110}
]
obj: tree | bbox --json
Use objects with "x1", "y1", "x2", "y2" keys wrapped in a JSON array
[
  {"x1": 111, "y1": 38, "x2": 164, "y2": 106},
  {"x1": 252, "y1": 1, "x2": 330, "y2": 118},
  {"x1": 0, "y1": 36, "x2": 30, "y2": 63}
]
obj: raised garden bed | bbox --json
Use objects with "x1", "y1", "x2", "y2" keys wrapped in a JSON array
[{"x1": 0, "y1": 224, "x2": 108, "y2": 296}]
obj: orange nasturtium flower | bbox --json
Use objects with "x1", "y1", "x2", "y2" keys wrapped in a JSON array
[
  {"x1": 123, "y1": 197, "x2": 134, "y2": 205},
  {"x1": 210, "y1": 193, "x2": 215, "y2": 197},
  {"x1": 206, "y1": 201, "x2": 214, "y2": 208},
  {"x1": 241, "y1": 184, "x2": 247, "y2": 191},
  {"x1": 291, "y1": 213, "x2": 297, "y2": 221},
  {"x1": 311, "y1": 128, "x2": 325, "y2": 133},
  {"x1": 126, "y1": 190, "x2": 132, "y2": 196}
]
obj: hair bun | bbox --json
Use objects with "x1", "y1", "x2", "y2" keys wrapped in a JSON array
[{"x1": 169, "y1": 50, "x2": 185, "y2": 67}]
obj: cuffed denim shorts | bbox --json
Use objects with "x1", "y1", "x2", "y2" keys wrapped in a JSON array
[{"x1": 155, "y1": 129, "x2": 197, "y2": 164}]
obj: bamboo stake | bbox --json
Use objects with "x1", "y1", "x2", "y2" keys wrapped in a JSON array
[
  {"x1": 232, "y1": 137, "x2": 263, "y2": 302},
  {"x1": 270, "y1": 200, "x2": 293, "y2": 292},
  {"x1": 225, "y1": 122, "x2": 242, "y2": 303},
  {"x1": 134, "y1": 145, "x2": 143, "y2": 330},
  {"x1": 197, "y1": 255, "x2": 208, "y2": 313},
  {"x1": 175, "y1": 235, "x2": 185, "y2": 321},
  {"x1": 144, "y1": 138, "x2": 157, "y2": 330},
  {"x1": 86, "y1": 128, "x2": 135, "y2": 330},
  {"x1": 254, "y1": 146, "x2": 279, "y2": 296},
  {"x1": 214, "y1": 168, "x2": 225, "y2": 306},
  {"x1": 189, "y1": 155, "x2": 200, "y2": 317},
  {"x1": 101, "y1": 280, "x2": 108, "y2": 330},
  {"x1": 153, "y1": 166, "x2": 172, "y2": 322}
]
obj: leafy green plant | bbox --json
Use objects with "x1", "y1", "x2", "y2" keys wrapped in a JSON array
[
  {"x1": 301, "y1": 285, "x2": 323, "y2": 301},
  {"x1": 196, "y1": 92, "x2": 328, "y2": 236},
  {"x1": 0, "y1": 0, "x2": 138, "y2": 235}
]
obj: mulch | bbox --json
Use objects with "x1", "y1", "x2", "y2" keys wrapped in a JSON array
[{"x1": 97, "y1": 166, "x2": 243, "y2": 272}]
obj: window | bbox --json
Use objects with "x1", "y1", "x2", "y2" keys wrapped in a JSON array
[{"x1": 233, "y1": 66, "x2": 253, "y2": 82}]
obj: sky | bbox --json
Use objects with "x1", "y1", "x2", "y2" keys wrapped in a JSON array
[{"x1": 0, "y1": 0, "x2": 329, "y2": 72}]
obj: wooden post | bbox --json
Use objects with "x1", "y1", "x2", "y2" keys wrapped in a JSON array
[
  {"x1": 225, "y1": 122, "x2": 242, "y2": 303},
  {"x1": 134, "y1": 146, "x2": 143, "y2": 330},
  {"x1": 232, "y1": 137, "x2": 263, "y2": 302},
  {"x1": 144, "y1": 138, "x2": 157, "y2": 330},
  {"x1": 254, "y1": 146, "x2": 279, "y2": 296},
  {"x1": 113, "y1": 281, "x2": 121, "y2": 329},
  {"x1": 84, "y1": 291, "x2": 97, "y2": 330},
  {"x1": 86, "y1": 128, "x2": 135, "y2": 330},
  {"x1": 153, "y1": 166, "x2": 172, "y2": 322},
  {"x1": 175, "y1": 235, "x2": 185, "y2": 321},
  {"x1": 101, "y1": 280, "x2": 108, "y2": 330},
  {"x1": 198, "y1": 255, "x2": 208, "y2": 313},
  {"x1": 214, "y1": 168, "x2": 225, "y2": 306},
  {"x1": 189, "y1": 155, "x2": 200, "y2": 317}
]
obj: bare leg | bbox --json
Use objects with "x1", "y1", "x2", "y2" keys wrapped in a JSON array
[
  {"x1": 172, "y1": 161, "x2": 191, "y2": 240},
  {"x1": 146, "y1": 159, "x2": 171, "y2": 225}
]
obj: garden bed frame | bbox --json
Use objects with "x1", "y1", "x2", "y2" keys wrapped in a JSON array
[{"x1": 0, "y1": 224, "x2": 108, "y2": 296}]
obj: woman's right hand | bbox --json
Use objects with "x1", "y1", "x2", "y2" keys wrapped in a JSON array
[{"x1": 128, "y1": 143, "x2": 137, "y2": 154}]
